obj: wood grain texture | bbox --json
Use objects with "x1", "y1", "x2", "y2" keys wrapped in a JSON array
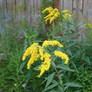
[{"x1": 0, "y1": 0, "x2": 91, "y2": 23}]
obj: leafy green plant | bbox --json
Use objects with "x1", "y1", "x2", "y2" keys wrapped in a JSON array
[
  {"x1": 41, "y1": 0, "x2": 55, "y2": 10},
  {"x1": 0, "y1": 3, "x2": 92, "y2": 92},
  {"x1": 39, "y1": 7, "x2": 92, "y2": 92}
]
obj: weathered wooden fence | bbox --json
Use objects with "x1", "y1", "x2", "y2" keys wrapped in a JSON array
[{"x1": 0, "y1": 0, "x2": 92, "y2": 23}]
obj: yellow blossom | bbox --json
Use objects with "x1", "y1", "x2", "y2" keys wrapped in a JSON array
[
  {"x1": 49, "y1": 17, "x2": 55, "y2": 24},
  {"x1": 22, "y1": 40, "x2": 69, "y2": 78},
  {"x1": 50, "y1": 12, "x2": 60, "y2": 24},
  {"x1": 43, "y1": 7, "x2": 59, "y2": 24},
  {"x1": 36, "y1": 53, "x2": 51, "y2": 77},
  {"x1": 39, "y1": 47, "x2": 44, "y2": 60},
  {"x1": 45, "y1": 17, "x2": 52, "y2": 24},
  {"x1": 44, "y1": 10, "x2": 56, "y2": 19},
  {"x1": 84, "y1": 24, "x2": 92, "y2": 29},
  {"x1": 42, "y1": 7, "x2": 53, "y2": 14},
  {"x1": 54, "y1": 50, "x2": 69, "y2": 64},
  {"x1": 53, "y1": 8, "x2": 59, "y2": 12},
  {"x1": 61, "y1": 10, "x2": 70, "y2": 14},
  {"x1": 42, "y1": 40, "x2": 63, "y2": 48},
  {"x1": 27, "y1": 47, "x2": 39, "y2": 69},
  {"x1": 22, "y1": 43, "x2": 39, "y2": 61},
  {"x1": 63, "y1": 13, "x2": 72, "y2": 20}
]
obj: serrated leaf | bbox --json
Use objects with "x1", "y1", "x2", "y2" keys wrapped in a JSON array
[
  {"x1": 56, "y1": 64, "x2": 74, "y2": 72},
  {"x1": 45, "y1": 73, "x2": 55, "y2": 88}
]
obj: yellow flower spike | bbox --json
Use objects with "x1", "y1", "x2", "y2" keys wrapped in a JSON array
[
  {"x1": 42, "y1": 7, "x2": 53, "y2": 14},
  {"x1": 22, "y1": 43, "x2": 39, "y2": 61},
  {"x1": 22, "y1": 47, "x2": 31, "y2": 61},
  {"x1": 50, "y1": 12, "x2": 60, "y2": 23},
  {"x1": 53, "y1": 8, "x2": 59, "y2": 12},
  {"x1": 27, "y1": 57, "x2": 34, "y2": 69},
  {"x1": 37, "y1": 67, "x2": 46, "y2": 78},
  {"x1": 27, "y1": 53, "x2": 40, "y2": 69},
  {"x1": 61, "y1": 10, "x2": 70, "y2": 14},
  {"x1": 50, "y1": 17, "x2": 55, "y2": 24},
  {"x1": 43, "y1": 7, "x2": 60, "y2": 24},
  {"x1": 27, "y1": 47, "x2": 40, "y2": 69},
  {"x1": 45, "y1": 17, "x2": 52, "y2": 24},
  {"x1": 54, "y1": 12, "x2": 60, "y2": 17},
  {"x1": 42, "y1": 40, "x2": 63, "y2": 48},
  {"x1": 37, "y1": 53, "x2": 51, "y2": 77},
  {"x1": 54, "y1": 50, "x2": 69, "y2": 64},
  {"x1": 64, "y1": 13, "x2": 72, "y2": 20},
  {"x1": 44, "y1": 11, "x2": 55, "y2": 19},
  {"x1": 39, "y1": 47, "x2": 44, "y2": 60}
]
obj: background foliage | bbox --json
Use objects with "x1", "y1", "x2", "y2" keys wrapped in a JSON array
[{"x1": 0, "y1": 1, "x2": 92, "y2": 92}]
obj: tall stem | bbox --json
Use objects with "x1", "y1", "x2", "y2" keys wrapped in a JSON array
[{"x1": 52, "y1": 61, "x2": 63, "y2": 89}]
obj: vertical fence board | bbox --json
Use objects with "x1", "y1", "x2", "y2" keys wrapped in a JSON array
[
  {"x1": 26, "y1": 0, "x2": 31, "y2": 24},
  {"x1": 88, "y1": 0, "x2": 92, "y2": 23},
  {"x1": 7, "y1": 0, "x2": 15, "y2": 21},
  {"x1": 64, "y1": 0, "x2": 72, "y2": 12},
  {"x1": 0, "y1": 0, "x2": 3, "y2": 17},
  {"x1": 60, "y1": 0, "x2": 64, "y2": 10},
  {"x1": 0, "y1": 0, "x2": 3, "y2": 10},
  {"x1": 16, "y1": 0, "x2": 24, "y2": 22},
  {"x1": 0, "y1": 0, "x2": 92, "y2": 24},
  {"x1": 83, "y1": 0, "x2": 88, "y2": 22},
  {"x1": 29, "y1": 0, "x2": 41, "y2": 26}
]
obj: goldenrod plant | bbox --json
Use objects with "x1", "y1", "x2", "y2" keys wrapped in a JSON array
[
  {"x1": 22, "y1": 40, "x2": 69, "y2": 77},
  {"x1": 42, "y1": 7, "x2": 72, "y2": 24},
  {"x1": 0, "y1": 2, "x2": 92, "y2": 92}
]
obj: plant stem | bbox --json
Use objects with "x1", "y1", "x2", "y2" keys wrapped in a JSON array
[{"x1": 52, "y1": 61, "x2": 64, "y2": 89}]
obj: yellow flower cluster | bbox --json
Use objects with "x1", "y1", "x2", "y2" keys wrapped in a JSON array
[
  {"x1": 42, "y1": 40, "x2": 63, "y2": 48},
  {"x1": 22, "y1": 43, "x2": 39, "y2": 61},
  {"x1": 64, "y1": 13, "x2": 72, "y2": 20},
  {"x1": 61, "y1": 9, "x2": 72, "y2": 20},
  {"x1": 39, "y1": 47, "x2": 44, "y2": 60},
  {"x1": 42, "y1": 7, "x2": 60, "y2": 24},
  {"x1": 22, "y1": 40, "x2": 69, "y2": 77},
  {"x1": 22, "y1": 43, "x2": 39, "y2": 69},
  {"x1": 27, "y1": 47, "x2": 39, "y2": 69},
  {"x1": 42, "y1": 7, "x2": 72, "y2": 23},
  {"x1": 61, "y1": 10, "x2": 70, "y2": 14},
  {"x1": 84, "y1": 24, "x2": 92, "y2": 29},
  {"x1": 36, "y1": 53, "x2": 51, "y2": 77},
  {"x1": 54, "y1": 50, "x2": 69, "y2": 64},
  {"x1": 42, "y1": 7, "x2": 53, "y2": 14}
]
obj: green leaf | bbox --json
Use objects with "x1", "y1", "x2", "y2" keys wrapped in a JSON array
[
  {"x1": 64, "y1": 82, "x2": 83, "y2": 90},
  {"x1": 74, "y1": 90, "x2": 81, "y2": 92},
  {"x1": 18, "y1": 61, "x2": 27, "y2": 72},
  {"x1": 45, "y1": 73, "x2": 55, "y2": 88},
  {"x1": 66, "y1": 49, "x2": 72, "y2": 56},
  {"x1": 56, "y1": 64, "x2": 75, "y2": 72},
  {"x1": 47, "y1": 90, "x2": 57, "y2": 92},
  {"x1": 43, "y1": 82, "x2": 58, "y2": 92},
  {"x1": 58, "y1": 85, "x2": 64, "y2": 92}
]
